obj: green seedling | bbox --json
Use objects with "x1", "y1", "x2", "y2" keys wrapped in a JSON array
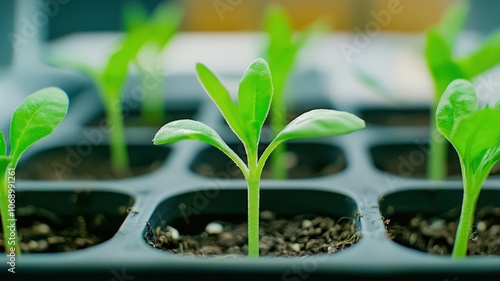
[
  {"x1": 436, "y1": 79, "x2": 500, "y2": 258},
  {"x1": 264, "y1": 5, "x2": 322, "y2": 179},
  {"x1": 153, "y1": 58, "x2": 365, "y2": 257},
  {"x1": 53, "y1": 3, "x2": 179, "y2": 176},
  {"x1": 426, "y1": 1, "x2": 500, "y2": 180},
  {"x1": 0, "y1": 88, "x2": 69, "y2": 254},
  {"x1": 123, "y1": 1, "x2": 182, "y2": 125}
]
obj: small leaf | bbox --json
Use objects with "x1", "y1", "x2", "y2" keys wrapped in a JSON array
[
  {"x1": 436, "y1": 79, "x2": 478, "y2": 139},
  {"x1": 154, "y1": 120, "x2": 248, "y2": 177},
  {"x1": 10, "y1": 88, "x2": 69, "y2": 166},
  {"x1": 0, "y1": 131, "x2": 6, "y2": 156},
  {"x1": 265, "y1": 5, "x2": 293, "y2": 54},
  {"x1": 196, "y1": 63, "x2": 247, "y2": 142},
  {"x1": 425, "y1": 29, "x2": 465, "y2": 97},
  {"x1": 457, "y1": 30, "x2": 500, "y2": 79},
  {"x1": 449, "y1": 108, "x2": 500, "y2": 187},
  {"x1": 258, "y1": 109, "x2": 365, "y2": 171},
  {"x1": 436, "y1": 1, "x2": 469, "y2": 47},
  {"x1": 237, "y1": 58, "x2": 273, "y2": 141},
  {"x1": 274, "y1": 109, "x2": 366, "y2": 143}
]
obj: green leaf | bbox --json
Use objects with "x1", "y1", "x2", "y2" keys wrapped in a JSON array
[
  {"x1": 196, "y1": 63, "x2": 247, "y2": 142},
  {"x1": 495, "y1": 100, "x2": 500, "y2": 110},
  {"x1": 154, "y1": 120, "x2": 248, "y2": 177},
  {"x1": 258, "y1": 109, "x2": 365, "y2": 171},
  {"x1": 436, "y1": 1, "x2": 469, "y2": 47},
  {"x1": 274, "y1": 109, "x2": 366, "y2": 143},
  {"x1": 9, "y1": 87, "x2": 69, "y2": 166},
  {"x1": 425, "y1": 29, "x2": 466, "y2": 98},
  {"x1": 457, "y1": 30, "x2": 500, "y2": 79},
  {"x1": 436, "y1": 79, "x2": 478, "y2": 139},
  {"x1": 122, "y1": 1, "x2": 148, "y2": 32},
  {"x1": 450, "y1": 108, "x2": 500, "y2": 185},
  {"x1": 237, "y1": 58, "x2": 273, "y2": 143},
  {"x1": 353, "y1": 68, "x2": 401, "y2": 103},
  {"x1": 0, "y1": 131, "x2": 6, "y2": 156}
]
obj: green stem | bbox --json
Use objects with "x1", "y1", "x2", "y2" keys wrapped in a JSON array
[
  {"x1": 0, "y1": 168, "x2": 20, "y2": 255},
  {"x1": 104, "y1": 98, "x2": 130, "y2": 177},
  {"x1": 247, "y1": 149, "x2": 260, "y2": 257},
  {"x1": 428, "y1": 99, "x2": 448, "y2": 180},
  {"x1": 137, "y1": 60, "x2": 165, "y2": 126},
  {"x1": 270, "y1": 93, "x2": 287, "y2": 180},
  {"x1": 452, "y1": 184, "x2": 477, "y2": 258}
]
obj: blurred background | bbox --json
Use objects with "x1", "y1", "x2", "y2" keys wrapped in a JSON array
[{"x1": 1, "y1": 0, "x2": 500, "y2": 69}]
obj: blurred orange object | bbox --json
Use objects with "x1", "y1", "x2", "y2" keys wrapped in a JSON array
[{"x1": 181, "y1": 0, "x2": 455, "y2": 32}]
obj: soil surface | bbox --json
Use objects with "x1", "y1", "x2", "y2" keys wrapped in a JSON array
[
  {"x1": 146, "y1": 211, "x2": 360, "y2": 256},
  {"x1": 386, "y1": 206, "x2": 500, "y2": 256},
  {"x1": 0, "y1": 206, "x2": 127, "y2": 253},
  {"x1": 17, "y1": 146, "x2": 168, "y2": 180}
]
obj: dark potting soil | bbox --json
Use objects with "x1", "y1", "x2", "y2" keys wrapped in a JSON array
[
  {"x1": 0, "y1": 205, "x2": 129, "y2": 253},
  {"x1": 194, "y1": 150, "x2": 346, "y2": 179},
  {"x1": 386, "y1": 206, "x2": 500, "y2": 256},
  {"x1": 86, "y1": 108, "x2": 197, "y2": 128},
  {"x1": 146, "y1": 211, "x2": 360, "y2": 256},
  {"x1": 17, "y1": 146, "x2": 169, "y2": 180},
  {"x1": 360, "y1": 108, "x2": 430, "y2": 127}
]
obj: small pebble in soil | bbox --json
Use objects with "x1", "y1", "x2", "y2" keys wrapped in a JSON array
[{"x1": 205, "y1": 222, "x2": 224, "y2": 234}]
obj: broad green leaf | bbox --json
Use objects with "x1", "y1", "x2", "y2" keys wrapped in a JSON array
[
  {"x1": 0, "y1": 131, "x2": 5, "y2": 156},
  {"x1": 237, "y1": 58, "x2": 273, "y2": 142},
  {"x1": 449, "y1": 108, "x2": 500, "y2": 186},
  {"x1": 436, "y1": 1, "x2": 469, "y2": 47},
  {"x1": 122, "y1": 1, "x2": 148, "y2": 32},
  {"x1": 425, "y1": 29, "x2": 465, "y2": 98},
  {"x1": 196, "y1": 63, "x2": 247, "y2": 142},
  {"x1": 436, "y1": 79, "x2": 478, "y2": 139},
  {"x1": 457, "y1": 30, "x2": 500, "y2": 79},
  {"x1": 154, "y1": 120, "x2": 248, "y2": 177},
  {"x1": 9, "y1": 88, "x2": 69, "y2": 166},
  {"x1": 273, "y1": 109, "x2": 366, "y2": 143},
  {"x1": 258, "y1": 109, "x2": 365, "y2": 171}
]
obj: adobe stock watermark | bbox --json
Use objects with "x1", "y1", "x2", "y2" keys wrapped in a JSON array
[
  {"x1": 8, "y1": 0, "x2": 71, "y2": 53},
  {"x1": 50, "y1": 63, "x2": 167, "y2": 180},
  {"x1": 340, "y1": 0, "x2": 410, "y2": 63},
  {"x1": 213, "y1": 0, "x2": 244, "y2": 21},
  {"x1": 5, "y1": 168, "x2": 17, "y2": 274}
]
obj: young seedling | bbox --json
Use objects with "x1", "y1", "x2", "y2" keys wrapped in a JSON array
[
  {"x1": 123, "y1": 1, "x2": 182, "y2": 125},
  {"x1": 426, "y1": 1, "x2": 500, "y2": 180},
  {"x1": 436, "y1": 79, "x2": 500, "y2": 258},
  {"x1": 153, "y1": 58, "x2": 365, "y2": 257},
  {"x1": 53, "y1": 5, "x2": 177, "y2": 176},
  {"x1": 264, "y1": 5, "x2": 322, "y2": 179},
  {"x1": 0, "y1": 88, "x2": 69, "y2": 254}
]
